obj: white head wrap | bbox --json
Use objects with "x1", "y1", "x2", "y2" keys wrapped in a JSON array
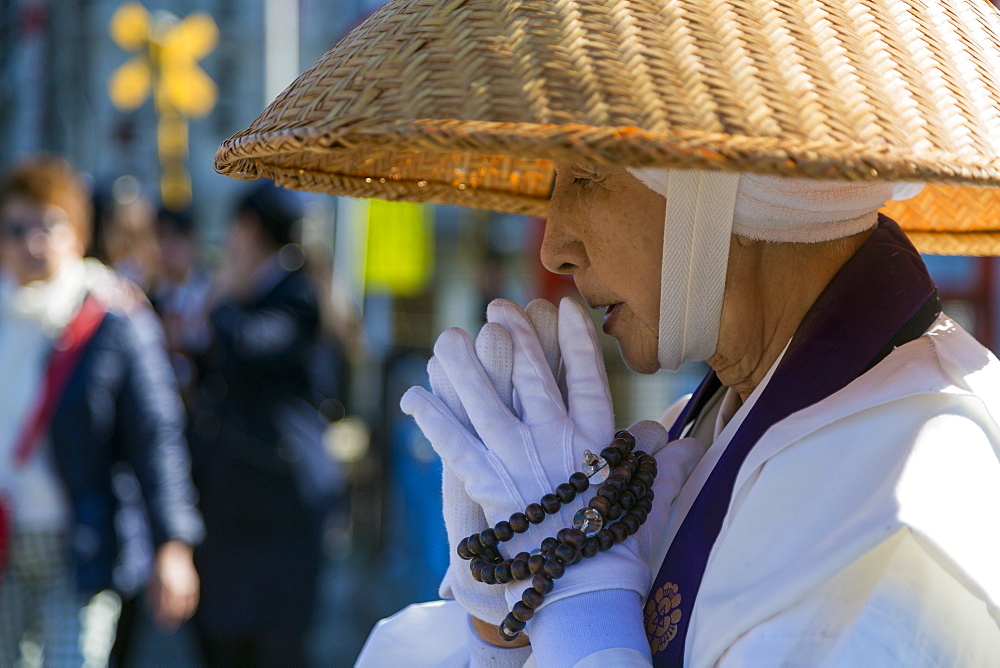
[
  {"x1": 731, "y1": 174, "x2": 897, "y2": 242},
  {"x1": 625, "y1": 167, "x2": 924, "y2": 371}
]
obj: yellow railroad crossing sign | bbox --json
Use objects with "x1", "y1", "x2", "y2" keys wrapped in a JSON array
[
  {"x1": 108, "y1": 2, "x2": 218, "y2": 209},
  {"x1": 109, "y1": 2, "x2": 217, "y2": 116}
]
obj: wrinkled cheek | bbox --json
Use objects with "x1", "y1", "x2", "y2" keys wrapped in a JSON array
[{"x1": 615, "y1": 327, "x2": 660, "y2": 374}]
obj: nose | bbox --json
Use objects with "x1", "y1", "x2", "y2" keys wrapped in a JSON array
[
  {"x1": 540, "y1": 186, "x2": 587, "y2": 275},
  {"x1": 25, "y1": 228, "x2": 51, "y2": 259}
]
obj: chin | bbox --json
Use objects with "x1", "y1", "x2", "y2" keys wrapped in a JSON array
[{"x1": 617, "y1": 339, "x2": 660, "y2": 374}]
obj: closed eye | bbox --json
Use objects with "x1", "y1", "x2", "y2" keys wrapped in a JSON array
[{"x1": 570, "y1": 163, "x2": 602, "y2": 189}]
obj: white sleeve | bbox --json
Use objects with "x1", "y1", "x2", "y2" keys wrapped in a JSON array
[
  {"x1": 355, "y1": 600, "x2": 472, "y2": 667},
  {"x1": 573, "y1": 649, "x2": 653, "y2": 668}
]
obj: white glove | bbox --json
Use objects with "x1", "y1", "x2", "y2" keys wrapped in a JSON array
[
  {"x1": 431, "y1": 301, "x2": 560, "y2": 625},
  {"x1": 402, "y1": 298, "x2": 702, "y2": 620}
]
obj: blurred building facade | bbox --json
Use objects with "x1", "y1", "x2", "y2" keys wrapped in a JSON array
[{"x1": 0, "y1": 0, "x2": 382, "y2": 242}]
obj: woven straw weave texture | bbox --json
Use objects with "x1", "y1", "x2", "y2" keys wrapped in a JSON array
[{"x1": 216, "y1": 0, "x2": 1000, "y2": 255}]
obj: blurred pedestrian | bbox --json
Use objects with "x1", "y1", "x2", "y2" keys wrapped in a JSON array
[
  {"x1": 0, "y1": 156, "x2": 203, "y2": 667},
  {"x1": 92, "y1": 176, "x2": 162, "y2": 295},
  {"x1": 151, "y1": 206, "x2": 211, "y2": 409},
  {"x1": 189, "y1": 180, "x2": 343, "y2": 668}
]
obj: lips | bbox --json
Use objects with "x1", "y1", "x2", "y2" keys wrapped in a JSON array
[
  {"x1": 602, "y1": 303, "x2": 622, "y2": 333},
  {"x1": 581, "y1": 293, "x2": 623, "y2": 334}
]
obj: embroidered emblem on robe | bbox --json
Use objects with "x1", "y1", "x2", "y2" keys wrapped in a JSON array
[{"x1": 644, "y1": 581, "x2": 683, "y2": 653}]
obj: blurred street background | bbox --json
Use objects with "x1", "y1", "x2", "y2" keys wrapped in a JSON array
[{"x1": 2, "y1": 1, "x2": 999, "y2": 665}]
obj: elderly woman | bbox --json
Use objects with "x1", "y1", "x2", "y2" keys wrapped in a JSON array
[
  {"x1": 213, "y1": 0, "x2": 1000, "y2": 664},
  {"x1": 367, "y1": 167, "x2": 999, "y2": 667}
]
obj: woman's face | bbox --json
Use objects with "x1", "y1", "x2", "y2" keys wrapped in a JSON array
[
  {"x1": 0, "y1": 197, "x2": 81, "y2": 286},
  {"x1": 543, "y1": 163, "x2": 665, "y2": 373}
]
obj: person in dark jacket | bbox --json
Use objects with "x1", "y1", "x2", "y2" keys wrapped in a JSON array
[
  {"x1": 190, "y1": 181, "x2": 342, "y2": 668},
  {"x1": 0, "y1": 156, "x2": 204, "y2": 666}
]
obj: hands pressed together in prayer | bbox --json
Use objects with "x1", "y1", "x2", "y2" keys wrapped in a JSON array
[{"x1": 401, "y1": 298, "x2": 703, "y2": 648}]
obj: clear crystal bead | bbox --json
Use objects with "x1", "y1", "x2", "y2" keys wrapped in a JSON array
[
  {"x1": 580, "y1": 449, "x2": 609, "y2": 483},
  {"x1": 573, "y1": 508, "x2": 604, "y2": 537}
]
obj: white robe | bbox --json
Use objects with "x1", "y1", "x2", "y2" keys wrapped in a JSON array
[{"x1": 357, "y1": 316, "x2": 1000, "y2": 666}]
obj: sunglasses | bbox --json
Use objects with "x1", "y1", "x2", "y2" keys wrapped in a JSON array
[{"x1": 0, "y1": 207, "x2": 69, "y2": 242}]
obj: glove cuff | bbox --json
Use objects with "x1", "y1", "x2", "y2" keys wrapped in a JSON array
[
  {"x1": 527, "y1": 589, "x2": 652, "y2": 667},
  {"x1": 442, "y1": 563, "x2": 510, "y2": 627}
]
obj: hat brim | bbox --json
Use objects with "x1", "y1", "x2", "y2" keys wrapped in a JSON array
[{"x1": 216, "y1": 0, "x2": 1000, "y2": 254}]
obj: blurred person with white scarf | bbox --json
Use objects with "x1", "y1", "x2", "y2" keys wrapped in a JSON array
[{"x1": 0, "y1": 157, "x2": 203, "y2": 667}]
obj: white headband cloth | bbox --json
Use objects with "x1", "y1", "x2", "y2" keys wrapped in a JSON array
[
  {"x1": 624, "y1": 167, "x2": 924, "y2": 371},
  {"x1": 732, "y1": 173, "x2": 901, "y2": 243}
]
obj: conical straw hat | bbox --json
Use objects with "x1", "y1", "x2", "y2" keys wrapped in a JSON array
[{"x1": 216, "y1": 0, "x2": 1000, "y2": 255}]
